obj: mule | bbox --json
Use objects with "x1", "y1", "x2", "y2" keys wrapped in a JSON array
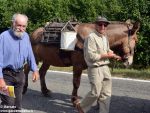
[{"x1": 23, "y1": 21, "x2": 140, "y2": 104}]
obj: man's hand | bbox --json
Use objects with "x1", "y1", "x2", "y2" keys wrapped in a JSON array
[
  {"x1": 32, "y1": 71, "x2": 39, "y2": 82},
  {"x1": 107, "y1": 51, "x2": 114, "y2": 55},
  {"x1": 113, "y1": 55, "x2": 122, "y2": 61},
  {"x1": 0, "y1": 78, "x2": 6, "y2": 88},
  {"x1": 101, "y1": 51, "x2": 121, "y2": 61},
  {"x1": 0, "y1": 78, "x2": 8, "y2": 93},
  {"x1": 107, "y1": 51, "x2": 115, "y2": 58},
  {"x1": 107, "y1": 51, "x2": 121, "y2": 60}
]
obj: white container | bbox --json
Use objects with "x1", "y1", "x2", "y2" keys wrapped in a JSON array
[{"x1": 61, "y1": 31, "x2": 77, "y2": 50}]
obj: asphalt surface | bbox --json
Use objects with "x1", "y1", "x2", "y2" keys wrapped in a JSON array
[{"x1": 3, "y1": 71, "x2": 150, "y2": 113}]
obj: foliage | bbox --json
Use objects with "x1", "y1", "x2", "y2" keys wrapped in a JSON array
[{"x1": 0, "y1": 0, "x2": 149, "y2": 68}]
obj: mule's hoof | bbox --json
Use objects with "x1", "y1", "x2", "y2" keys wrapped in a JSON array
[
  {"x1": 75, "y1": 102, "x2": 84, "y2": 113},
  {"x1": 42, "y1": 89, "x2": 52, "y2": 97},
  {"x1": 71, "y1": 96, "x2": 80, "y2": 107},
  {"x1": 73, "y1": 99, "x2": 80, "y2": 107}
]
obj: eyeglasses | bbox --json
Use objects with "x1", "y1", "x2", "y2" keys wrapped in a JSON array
[{"x1": 97, "y1": 23, "x2": 108, "y2": 27}]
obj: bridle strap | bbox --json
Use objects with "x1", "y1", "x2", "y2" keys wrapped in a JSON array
[
  {"x1": 76, "y1": 33, "x2": 84, "y2": 44},
  {"x1": 127, "y1": 25, "x2": 133, "y2": 55}
]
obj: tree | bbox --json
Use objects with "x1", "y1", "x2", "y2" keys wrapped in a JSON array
[{"x1": 0, "y1": 0, "x2": 149, "y2": 67}]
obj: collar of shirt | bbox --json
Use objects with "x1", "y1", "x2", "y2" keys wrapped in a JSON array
[{"x1": 94, "y1": 30, "x2": 106, "y2": 37}]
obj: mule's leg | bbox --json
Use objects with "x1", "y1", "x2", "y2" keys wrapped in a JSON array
[
  {"x1": 72, "y1": 66, "x2": 82, "y2": 104},
  {"x1": 39, "y1": 63, "x2": 51, "y2": 96},
  {"x1": 22, "y1": 64, "x2": 30, "y2": 94}
]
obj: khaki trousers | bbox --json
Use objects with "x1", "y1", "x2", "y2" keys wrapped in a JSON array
[{"x1": 80, "y1": 65, "x2": 112, "y2": 113}]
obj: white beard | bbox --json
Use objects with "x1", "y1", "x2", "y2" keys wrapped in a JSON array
[{"x1": 13, "y1": 28, "x2": 24, "y2": 38}]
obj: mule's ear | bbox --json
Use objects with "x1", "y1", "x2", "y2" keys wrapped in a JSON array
[
  {"x1": 125, "y1": 19, "x2": 131, "y2": 25},
  {"x1": 126, "y1": 19, "x2": 133, "y2": 29},
  {"x1": 131, "y1": 21, "x2": 140, "y2": 34}
]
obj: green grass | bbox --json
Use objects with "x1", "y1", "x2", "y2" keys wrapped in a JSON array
[
  {"x1": 111, "y1": 68, "x2": 150, "y2": 80},
  {"x1": 47, "y1": 66, "x2": 150, "y2": 80},
  {"x1": 49, "y1": 66, "x2": 73, "y2": 72}
]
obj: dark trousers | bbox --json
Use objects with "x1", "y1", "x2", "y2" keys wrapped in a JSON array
[{"x1": 0, "y1": 69, "x2": 25, "y2": 113}]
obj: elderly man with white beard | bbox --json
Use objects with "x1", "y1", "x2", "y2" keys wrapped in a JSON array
[{"x1": 0, "y1": 13, "x2": 39, "y2": 113}]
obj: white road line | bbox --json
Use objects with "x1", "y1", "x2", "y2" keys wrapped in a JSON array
[{"x1": 48, "y1": 70, "x2": 150, "y2": 83}]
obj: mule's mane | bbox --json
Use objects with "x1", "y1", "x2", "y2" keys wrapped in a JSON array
[
  {"x1": 86, "y1": 21, "x2": 129, "y2": 25},
  {"x1": 110, "y1": 21, "x2": 128, "y2": 25},
  {"x1": 30, "y1": 27, "x2": 44, "y2": 44}
]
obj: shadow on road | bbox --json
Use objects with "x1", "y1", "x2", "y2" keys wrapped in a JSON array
[
  {"x1": 88, "y1": 95, "x2": 150, "y2": 113},
  {"x1": 22, "y1": 89, "x2": 77, "y2": 113},
  {"x1": 22, "y1": 89, "x2": 150, "y2": 113}
]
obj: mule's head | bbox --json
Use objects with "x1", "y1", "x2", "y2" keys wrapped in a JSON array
[
  {"x1": 109, "y1": 21, "x2": 140, "y2": 67},
  {"x1": 120, "y1": 32, "x2": 138, "y2": 67},
  {"x1": 123, "y1": 21, "x2": 140, "y2": 67}
]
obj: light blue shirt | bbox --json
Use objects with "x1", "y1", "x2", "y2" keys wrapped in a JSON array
[{"x1": 0, "y1": 29, "x2": 38, "y2": 78}]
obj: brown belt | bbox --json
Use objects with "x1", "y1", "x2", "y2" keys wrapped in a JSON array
[{"x1": 92, "y1": 64, "x2": 107, "y2": 68}]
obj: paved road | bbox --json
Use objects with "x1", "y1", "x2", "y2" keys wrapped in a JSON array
[{"x1": 21, "y1": 71, "x2": 150, "y2": 113}]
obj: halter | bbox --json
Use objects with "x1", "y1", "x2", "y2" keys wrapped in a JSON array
[
  {"x1": 127, "y1": 24, "x2": 134, "y2": 55},
  {"x1": 118, "y1": 24, "x2": 134, "y2": 61}
]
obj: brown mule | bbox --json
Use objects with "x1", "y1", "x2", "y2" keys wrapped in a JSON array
[{"x1": 23, "y1": 21, "x2": 140, "y2": 105}]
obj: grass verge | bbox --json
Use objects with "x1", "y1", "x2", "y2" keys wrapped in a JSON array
[{"x1": 48, "y1": 66, "x2": 150, "y2": 80}]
